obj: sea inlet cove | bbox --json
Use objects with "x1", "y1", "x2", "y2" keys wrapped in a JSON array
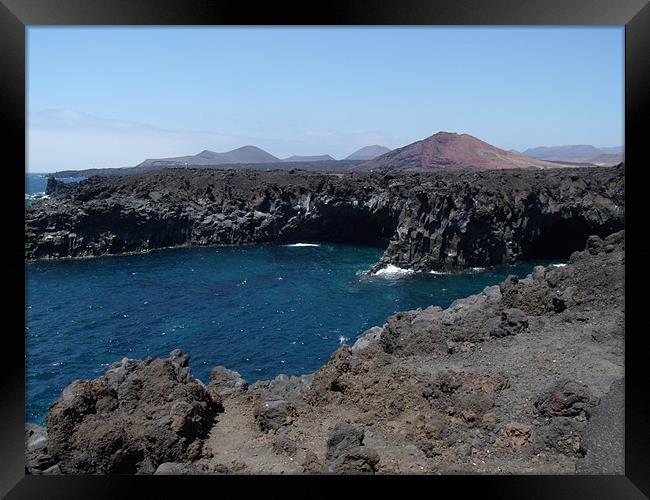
[
  {"x1": 24, "y1": 26, "x2": 624, "y2": 476},
  {"x1": 25, "y1": 154, "x2": 624, "y2": 475}
]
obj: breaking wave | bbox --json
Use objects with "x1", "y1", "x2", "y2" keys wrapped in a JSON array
[{"x1": 372, "y1": 264, "x2": 415, "y2": 277}]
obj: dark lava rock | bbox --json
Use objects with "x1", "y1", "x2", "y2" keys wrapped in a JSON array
[
  {"x1": 326, "y1": 423, "x2": 364, "y2": 461},
  {"x1": 26, "y1": 166, "x2": 624, "y2": 273},
  {"x1": 410, "y1": 414, "x2": 448, "y2": 458},
  {"x1": 272, "y1": 434, "x2": 298, "y2": 456},
  {"x1": 306, "y1": 347, "x2": 368, "y2": 405},
  {"x1": 207, "y1": 366, "x2": 249, "y2": 398},
  {"x1": 490, "y1": 308, "x2": 529, "y2": 338},
  {"x1": 534, "y1": 417, "x2": 586, "y2": 457},
  {"x1": 153, "y1": 461, "x2": 224, "y2": 475},
  {"x1": 25, "y1": 424, "x2": 56, "y2": 474},
  {"x1": 250, "y1": 372, "x2": 314, "y2": 405},
  {"x1": 249, "y1": 372, "x2": 315, "y2": 433},
  {"x1": 325, "y1": 422, "x2": 379, "y2": 474},
  {"x1": 25, "y1": 423, "x2": 48, "y2": 453},
  {"x1": 370, "y1": 166, "x2": 624, "y2": 273},
  {"x1": 503, "y1": 421, "x2": 533, "y2": 449},
  {"x1": 535, "y1": 379, "x2": 600, "y2": 418},
  {"x1": 379, "y1": 311, "x2": 418, "y2": 354},
  {"x1": 332, "y1": 446, "x2": 380, "y2": 474},
  {"x1": 45, "y1": 350, "x2": 221, "y2": 474},
  {"x1": 351, "y1": 326, "x2": 383, "y2": 351},
  {"x1": 253, "y1": 399, "x2": 296, "y2": 433},
  {"x1": 302, "y1": 450, "x2": 325, "y2": 474},
  {"x1": 154, "y1": 462, "x2": 198, "y2": 475}
]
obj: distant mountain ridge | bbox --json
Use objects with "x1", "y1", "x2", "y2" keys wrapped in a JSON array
[
  {"x1": 138, "y1": 146, "x2": 389, "y2": 167},
  {"x1": 138, "y1": 145, "x2": 280, "y2": 168},
  {"x1": 282, "y1": 155, "x2": 334, "y2": 162},
  {"x1": 345, "y1": 145, "x2": 391, "y2": 160},
  {"x1": 52, "y1": 136, "x2": 621, "y2": 178},
  {"x1": 522, "y1": 145, "x2": 602, "y2": 159},
  {"x1": 53, "y1": 144, "x2": 387, "y2": 177},
  {"x1": 521, "y1": 145, "x2": 624, "y2": 166},
  {"x1": 356, "y1": 132, "x2": 559, "y2": 172}
]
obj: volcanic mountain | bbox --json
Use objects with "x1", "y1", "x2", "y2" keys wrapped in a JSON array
[
  {"x1": 356, "y1": 132, "x2": 560, "y2": 171},
  {"x1": 137, "y1": 145, "x2": 280, "y2": 168},
  {"x1": 345, "y1": 145, "x2": 391, "y2": 160}
]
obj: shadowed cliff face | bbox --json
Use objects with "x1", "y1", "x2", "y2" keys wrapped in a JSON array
[
  {"x1": 371, "y1": 167, "x2": 624, "y2": 272},
  {"x1": 27, "y1": 165, "x2": 624, "y2": 272}
]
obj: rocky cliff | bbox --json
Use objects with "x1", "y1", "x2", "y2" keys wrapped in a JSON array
[
  {"x1": 26, "y1": 165, "x2": 624, "y2": 273},
  {"x1": 27, "y1": 231, "x2": 625, "y2": 474}
]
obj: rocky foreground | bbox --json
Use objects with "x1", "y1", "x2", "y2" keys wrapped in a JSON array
[
  {"x1": 26, "y1": 231, "x2": 625, "y2": 474},
  {"x1": 26, "y1": 165, "x2": 623, "y2": 272}
]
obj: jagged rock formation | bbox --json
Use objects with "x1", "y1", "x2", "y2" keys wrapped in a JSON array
[
  {"x1": 26, "y1": 165, "x2": 624, "y2": 273},
  {"x1": 28, "y1": 350, "x2": 222, "y2": 474},
  {"x1": 28, "y1": 231, "x2": 625, "y2": 474},
  {"x1": 53, "y1": 160, "x2": 367, "y2": 178}
]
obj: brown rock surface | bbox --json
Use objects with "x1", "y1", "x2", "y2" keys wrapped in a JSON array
[
  {"x1": 356, "y1": 132, "x2": 560, "y2": 172},
  {"x1": 44, "y1": 350, "x2": 221, "y2": 474}
]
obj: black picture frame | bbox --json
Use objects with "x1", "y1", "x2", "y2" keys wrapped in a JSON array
[{"x1": 3, "y1": 0, "x2": 649, "y2": 497}]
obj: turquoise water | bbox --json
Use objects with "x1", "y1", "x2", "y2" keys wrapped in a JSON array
[{"x1": 25, "y1": 243, "x2": 559, "y2": 424}]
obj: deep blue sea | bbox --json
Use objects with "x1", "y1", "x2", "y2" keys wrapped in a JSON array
[
  {"x1": 25, "y1": 173, "x2": 49, "y2": 196},
  {"x1": 25, "y1": 239, "x2": 560, "y2": 424}
]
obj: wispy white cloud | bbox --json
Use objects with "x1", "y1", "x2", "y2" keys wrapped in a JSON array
[
  {"x1": 28, "y1": 110, "x2": 253, "y2": 172},
  {"x1": 27, "y1": 110, "x2": 395, "y2": 172}
]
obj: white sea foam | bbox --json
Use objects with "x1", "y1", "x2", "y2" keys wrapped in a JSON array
[
  {"x1": 25, "y1": 192, "x2": 46, "y2": 200},
  {"x1": 551, "y1": 263, "x2": 567, "y2": 268},
  {"x1": 373, "y1": 264, "x2": 415, "y2": 277},
  {"x1": 429, "y1": 270, "x2": 450, "y2": 275},
  {"x1": 285, "y1": 243, "x2": 320, "y2": 247},
  {"x1": 469, "y1": 267, "x2": 486, "y2": 272},
  {"x1": 338, "y1": 335, "x2": 349, "y2": 345}
]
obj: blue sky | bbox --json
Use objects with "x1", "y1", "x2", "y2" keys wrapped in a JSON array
[{"x1": 28, "y1": 27, "x2": 624, "y2": 172}]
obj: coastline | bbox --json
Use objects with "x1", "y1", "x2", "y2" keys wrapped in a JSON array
[
  {"x1": 26, "y1": 165, "x2": 624, "y2": 273},
  {"x1": 26, "y1": 230, "x2": 625, "y2": 474}
]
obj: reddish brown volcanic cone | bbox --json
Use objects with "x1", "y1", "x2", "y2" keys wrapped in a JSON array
[{"x1": 357, "y1": 132, "x2": 561, "y2": 171}]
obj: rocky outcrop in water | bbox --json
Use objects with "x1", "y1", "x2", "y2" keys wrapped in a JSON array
[
  {"x1": 30, "y1": 231, "x2": 624, "y2": 474},
  {"x1": 27, "y1": 165, "x2": 623, "y2": 272}
]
